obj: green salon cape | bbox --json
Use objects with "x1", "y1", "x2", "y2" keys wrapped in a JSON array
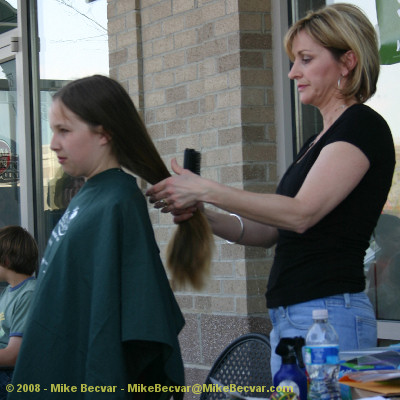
[{"x1": 10, "y1": 169, "x2": 185, "y2": 399}]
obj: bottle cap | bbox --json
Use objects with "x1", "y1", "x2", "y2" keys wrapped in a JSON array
[{"x1": 312, "y1": 309, "x2": 328, "y2": 319}]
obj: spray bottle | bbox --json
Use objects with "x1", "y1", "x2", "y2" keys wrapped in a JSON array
[{"x1": 273, "y1": 337, "x2": 307, "y2": 400}]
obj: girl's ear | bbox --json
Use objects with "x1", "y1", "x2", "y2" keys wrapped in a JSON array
[
  {"x1": 95, "y1": 125, "x2": 112, "y2": 145},
  {"x1": 341, "y1": 50, "x2": 358, "y2": 76}
]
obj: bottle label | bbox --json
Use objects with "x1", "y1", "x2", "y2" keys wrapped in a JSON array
[{"x1": 304, "y1": 345, "x2": 339, "y2": 365}]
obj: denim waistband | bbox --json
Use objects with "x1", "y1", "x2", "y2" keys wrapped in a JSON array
[{"x1": 272, "y1": 292, "x2": 370, "y2": 317}]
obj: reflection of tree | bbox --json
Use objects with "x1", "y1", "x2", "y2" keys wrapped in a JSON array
[
  {"x1": 55, "y1": 0, "x2": 107, "y2": 33},
  {"x1": 45, "y1": 167, "x2": 84, "y2": 241},
  {"x1": 47, "y1": 167, "x2": 84, "y2": 210}
]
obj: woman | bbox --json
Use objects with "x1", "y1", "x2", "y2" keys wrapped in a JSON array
[
  {"x1": 147, "y1": 3, "x2": 395, "y2": 375},
  {"x1": 10, "y1": 76, "x2": 187, "y2": 399}
]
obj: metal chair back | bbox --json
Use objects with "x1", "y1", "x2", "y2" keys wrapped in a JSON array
[{"x1": 200, "y1": 333, "x2": 272, "y2": 399}]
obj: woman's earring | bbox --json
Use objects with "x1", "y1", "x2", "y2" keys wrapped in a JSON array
[{"x1": 337, "y1": 74, "x2": 344, "y2": 89}]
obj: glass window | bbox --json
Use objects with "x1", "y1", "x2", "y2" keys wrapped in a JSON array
[
  {"x1": 36, "y1": 0, "x2": 109, "y2": 241},
  {"x1": 365, "y1": 214, "x2": 400, "y2": 321},
  {"x1": 289, "y1": 0, "x2": 325, "y2": 156}
]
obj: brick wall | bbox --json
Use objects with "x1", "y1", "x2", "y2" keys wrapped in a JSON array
[{"x1": 108, "y1": 0, "x2": 276, "y2": 394}]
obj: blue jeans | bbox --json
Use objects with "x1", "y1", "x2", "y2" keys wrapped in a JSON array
[{"x1": 268, "y1": 292, "x2": 377, "y2": 378}]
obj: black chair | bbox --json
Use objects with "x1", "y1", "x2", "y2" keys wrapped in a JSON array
[{"x1": 200, "y1": 333, "x2": 272, "y2": 399}]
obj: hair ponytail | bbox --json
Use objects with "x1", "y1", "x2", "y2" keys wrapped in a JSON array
[
  {"x1": 167, "y1": 210, "x2": 213, "y2": 289},
  {"x1": 54, "y1": 75, "x2": 214, "y2": 289}
]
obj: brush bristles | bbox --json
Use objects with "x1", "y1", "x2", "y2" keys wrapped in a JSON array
[{"x1": 183, "y1": 148, "x2": 201, "y2": 175}]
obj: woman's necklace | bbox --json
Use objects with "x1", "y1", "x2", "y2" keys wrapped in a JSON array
[{"x1": 333, "y1": 104, "x2": 347, "y2": 113}]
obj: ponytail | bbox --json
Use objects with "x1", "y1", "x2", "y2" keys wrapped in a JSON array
[{"x1": 167, "y1": 210, "x2": 213, "y2": 289}]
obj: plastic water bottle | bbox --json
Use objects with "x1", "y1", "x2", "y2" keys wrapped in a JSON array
[{"x1": 304, "y1": 309, "x2": 341, "y2": 400}]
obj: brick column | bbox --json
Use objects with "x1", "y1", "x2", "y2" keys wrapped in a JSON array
[{"x1": 108, "y1": 0, "x2": 276, "y2": 395}]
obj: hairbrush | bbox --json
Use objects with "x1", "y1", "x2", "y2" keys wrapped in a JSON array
[{"x1": 183, "y1": 148, "x2": 201, "y2": 175}]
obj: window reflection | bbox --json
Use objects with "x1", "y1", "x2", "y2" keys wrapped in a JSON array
[
  {"x1": 0, "y1": 0, "x2": 17, "y2": 35},
  {"x1": 0, "y1": 58, "x2": 20, "y2": 227},
  {"x1": 45, "y1": 167, "x2": 84, "y2": 240},
  {"x1": 37, "y1": 0, "x2": 108, "y2": 241},
  {"x1": 38, "y1": 0, "x2": 108, "y2": 80},
  {"x1": 366, "y1": 214, "x2": 400, "y2": 320}
]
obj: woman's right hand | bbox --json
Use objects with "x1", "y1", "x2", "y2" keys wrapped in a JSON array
[
  {"x1": 146, "y1": 158, "x2": 206, "y2": 209},
  {"x1": 171, "y1": 202, "x2": 204, "y2": 223}
]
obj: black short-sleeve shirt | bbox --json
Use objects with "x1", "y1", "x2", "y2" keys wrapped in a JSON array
[{"x1": 266, "y1": 104, "x2": 395, "y2": 308}]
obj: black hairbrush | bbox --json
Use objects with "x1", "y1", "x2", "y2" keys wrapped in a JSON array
[{"x1": 183, "y1": 148, "x2": 201, "y2": 175}]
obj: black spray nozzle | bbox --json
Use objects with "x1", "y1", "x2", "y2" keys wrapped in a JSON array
[
  {"x1": 275, "y1": 338, "x2": 297, "y2": 364},
  {"x1": 293, "y1": 336, "x2": 305, "y2": 369},
  {"x1": 276, "y1": 337, "x2": 305, "y2": 368}
]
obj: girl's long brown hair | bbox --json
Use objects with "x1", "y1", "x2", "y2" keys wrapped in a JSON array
[{"x1": 53, "y1": 75, "x2": 213, "y2": 289}]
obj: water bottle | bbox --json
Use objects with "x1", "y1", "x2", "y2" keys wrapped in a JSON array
[{"x1": 304, "y1": 309, "x2": 341, "y2": 400}]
